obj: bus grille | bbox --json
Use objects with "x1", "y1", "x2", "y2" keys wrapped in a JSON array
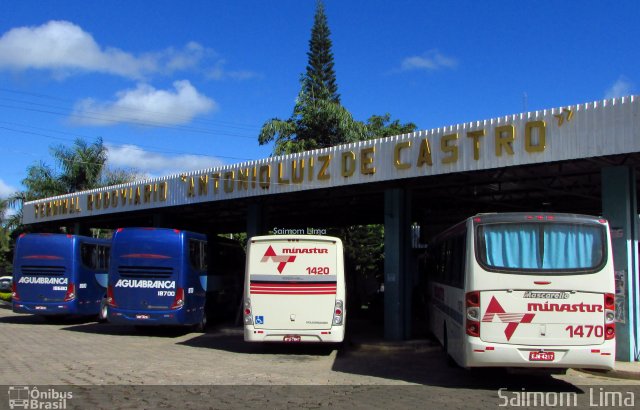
[
  {"x1": 19, "y1": 265, "x2": 66, "y2": 276},
  {"x1": 117, "y1": 266, "x2": 173, "y2": 279}
]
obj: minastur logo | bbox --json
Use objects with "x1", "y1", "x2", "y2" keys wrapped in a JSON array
[
  {"x1": 261, "y1": 245, "x2": 296, "y2": 273},
  {"x1": 481, "y1": 296, "x2": 535, "y2": 341}
]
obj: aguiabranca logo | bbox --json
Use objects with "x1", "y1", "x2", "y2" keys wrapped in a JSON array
[
  {"x1": 481, "y1": 296, "x2": 535, "y2": 341},
  {"x1": 261, "y1": 246, "x2": 296, "y2": 273}
]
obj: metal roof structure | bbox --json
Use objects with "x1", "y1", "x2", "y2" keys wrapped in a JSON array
[{"x1": 22, "y1": 96, "x2": 640, "y2": 235}]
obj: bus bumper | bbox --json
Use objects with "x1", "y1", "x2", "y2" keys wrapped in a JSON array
[
  {"x1": 107, "y1": 306, "x2": 200, "y2": 326},
  {"x1": 13, "y1": 301, "x2": 77, "y2": 315},
  {"x1": 244, "y1": 326, "x2": 345, "y2": 343},
  {"x1": 465, "y1": 339, "x2": 616, "y2": 370}
]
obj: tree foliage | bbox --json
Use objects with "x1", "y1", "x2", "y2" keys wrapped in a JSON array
[
  {"x1": 258, "y1": 2, "x2": 417, "y2": 155},
  {"x1": 258, "y1": 86, "x2": 366, "y2": 155},
  {"x1": 0, "y1": 199, "x2": 13, "y2": 275},
  {"x1": 9, "y1": 137, "x2": 138, "y2": 236},
  {"x1": 305, "y1": 0, "x2": 339, "y2": 103},
  {"x1": 17, "y1": 137, "x2": 135, "y2": 203}
]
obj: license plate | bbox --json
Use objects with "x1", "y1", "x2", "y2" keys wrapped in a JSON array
[
  {"x1": 529, "y1": 351, "x2": 554, "y2": 361},
  {"x1": 283, "y1": 335, "x2": 301, "y2": 342},
  {"x1": 35, "y1": 306, "x2": 46, "y2": 310},
  {"x1": 136, "y1": 314, "x2": 150, "y2": 320}
]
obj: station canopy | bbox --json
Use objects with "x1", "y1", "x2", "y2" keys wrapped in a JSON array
[{"x1": 23, "y1": 96, "x2": 640, "y2": 236}]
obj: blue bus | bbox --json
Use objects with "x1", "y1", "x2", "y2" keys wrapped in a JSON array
[
  {"x1": 12, "y1": 233, "x2": 110, "y2": 320},
  {"x1": 107, "y1": 227, "x2": 244, "y2": 330}
]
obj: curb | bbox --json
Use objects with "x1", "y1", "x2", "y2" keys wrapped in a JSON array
[{"x1": 574, "y1": 367, "x2": 640, "y2": 381}]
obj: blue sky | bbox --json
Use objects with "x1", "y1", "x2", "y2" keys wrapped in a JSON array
[{"x1": 0, "y1": 0, "x2": 637, "y2": 200}]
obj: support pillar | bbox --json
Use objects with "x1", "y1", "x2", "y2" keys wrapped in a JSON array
[
  {"x1": 602, "y1": 166, "x2": 639, "y2": 362},
  {"x1": 246, "y1": 202, "x2": 267, "y2": 239},
  {"x1": 384, "y1": 188, "x2": 413, "y2": 340}
]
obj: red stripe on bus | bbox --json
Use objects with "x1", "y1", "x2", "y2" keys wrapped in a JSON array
[
  {"x1": 121, "y1": 253, "x2": 171, "y2": 259},
  {"x1": 24, "y1": 255, "x2": 63, "y2": 260}
]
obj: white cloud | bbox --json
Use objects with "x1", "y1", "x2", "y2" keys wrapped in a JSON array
[
  {"x1": 206, "y1": 59, "x2": 261, "y2": 81},
  {"x1": 605, "y1": 76, "x2": 634, "y2": 99},
  {"x1": 0, "y1": 21, "x2": 207, "y2": 79},
  {"x1": 106, "y1": 143, "x2": 225, "y2": 179},
  {"x1": 71, "y1": 80, "x2": 216, "y2": 126},
  {"x1": 0, "y1": 178, "x2": 17, "y2": 199},
  {"x1": 399, "y1": 50, "x2": 458, "y2": 72}
]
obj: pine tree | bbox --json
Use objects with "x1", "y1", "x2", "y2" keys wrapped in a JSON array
[
  {"x1": 258, "y1": 0, "x2": 416, "y2": 154},
  {"x1": 305, "y1": 0, "x2": 339, "y2": 103},
  {"x1": 259, "y1": 0, "x2": 363, "y2": 154}
]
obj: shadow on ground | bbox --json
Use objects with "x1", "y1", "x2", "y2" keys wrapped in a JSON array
[{"x1": 177, "y1": 325, "x2": 337, "y2": 357}]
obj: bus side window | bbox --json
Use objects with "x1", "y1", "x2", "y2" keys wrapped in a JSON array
[
  {"x1": 189, "y1": 240, "x2": 207, "y2": 272},
  {"x1": 81, "y1": 243, "x2": 97, "y2": 270},
  {"x1": 101, "y1": 246, "x2": 110, "y2": 270},
  {"x1": 450, "y1": 234, "x2": 465, "y2": 289},
  {"x1": 201, "y1": 242, "x2": 208, "y2": 271}
]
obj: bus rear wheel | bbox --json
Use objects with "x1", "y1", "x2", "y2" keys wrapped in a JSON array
[
  {"x1": 443, "y1": 323, "x2": 457, "y2": 367},
  {"x1": 195, "y1": 310, "x2": 207, "y2": 333},
  {"x1": 97, "y1": 297, "x2": 108, "y2": 323}
]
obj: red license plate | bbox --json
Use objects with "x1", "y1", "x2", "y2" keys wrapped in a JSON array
[
  {"x1": 283, "y1": 335, "x2": 301, "y2": 342},
  {"x1": 529, "y1": 351, "x2": 554, "y2": 361}
]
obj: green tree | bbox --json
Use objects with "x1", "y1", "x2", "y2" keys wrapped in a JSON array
[
  {"x1": 365, "y1": 114, "x2": 417, "y2": 139},
  {"x1": 55, "y1": 138, "x2": 108, "y2": 193},
  {"x1": 259, "y1": 1, "x2": 365, "y2": 154},
  {"x1": 305, "y1": 0, "x2": 339, "y2": 103},
  {"x1": 259, "y1": 87, "x2": 366, "y2": 155},
  {"x1": 19, "y1": 137, "x2": 135, "y2": 200},
  {"x1": 10, "y1": 137, "x2": 138, "y2": 233},
  {"x1": 0, "y1": 199, "x2": 13, "y2": 275}
]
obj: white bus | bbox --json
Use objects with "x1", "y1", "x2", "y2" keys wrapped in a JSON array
[
  {"x1": 425, "y1": 213, "x2": 615, "y2": 370},
  {"x1": 243, "y1": 235, "x2": 346, "y2": 343}
]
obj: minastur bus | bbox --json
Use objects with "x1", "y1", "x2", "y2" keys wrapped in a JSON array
[
  {"x1": 12, "y1": 233, "x2": 110, "y2": 320},
  {"x1": 107, "y1": 227, "x2": 244, "y2": 330},
  {"x1": 243, "y1": 235, "x2": 346, "y2": 343},
  {"x1": 424, "y1": 213, "x2": 615, "y2": 370}
]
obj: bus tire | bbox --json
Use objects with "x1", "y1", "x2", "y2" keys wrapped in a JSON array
[
  {"x1": 195, "y1": 310, "x2": 208, "y2": 333},
  {"x1": 98, "y1": 297, "x2": 108, "y2": 323},
  {"x1": 443, "y1": 323, "x2": 457, "y2": 367}
]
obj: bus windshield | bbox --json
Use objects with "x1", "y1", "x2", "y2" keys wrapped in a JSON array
[{"x1": 476, "y1": 222, "x2": 606, "y2": 274}]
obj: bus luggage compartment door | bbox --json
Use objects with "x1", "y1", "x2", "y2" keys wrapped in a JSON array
[{"x1": 479, "y1": 290, "x2": 606, "y2": 346}]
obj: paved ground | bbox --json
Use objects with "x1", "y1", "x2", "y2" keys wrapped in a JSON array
[{"x1": 1, "y1": 306, "x2": 639, "y2": 409}]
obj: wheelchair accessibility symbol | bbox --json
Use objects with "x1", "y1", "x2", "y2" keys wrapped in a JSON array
[{"x1": 255, "y1": 316, "x2": 264, "y2": 324}]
